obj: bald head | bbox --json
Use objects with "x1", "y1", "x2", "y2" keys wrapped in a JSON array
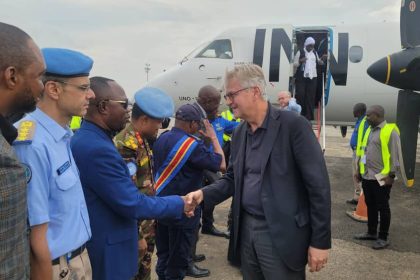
[
  {"x1": 366, "y1": 105, "x2": 385, "y2": 127},
  {"x1": 277, "y1": 91, "x2": 291, "y2": 108},
  {"x1": 0, "y1": 23, "x2": 45, "y2": 117},
  {"x1": 0, "y1": 22, "x2": 34, "y2": 72},
  {"x1": 85, "y1": 76, "x2": 130, "y2": 133},
  {"x1": 353, "y1": 103, "x2": 366, "y2": 118},
  {"x1": 197, "y1": 85, "x2": 221, "y2": 120}
]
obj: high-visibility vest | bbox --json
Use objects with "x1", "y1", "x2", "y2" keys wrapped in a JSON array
[
  {"x1": 355, "y1": 116, "x2": 367, "y2": 157},
  {"x1": 221, "y1": 110, "x2": 240, "y2": 142},
  {"x1": 70, "y1": 116, "x2": 82, "y2": 131},
  {"x1": 359, "y1": 123, "x2": 400, "y2": 176}
]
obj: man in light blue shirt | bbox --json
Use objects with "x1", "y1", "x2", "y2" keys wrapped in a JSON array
[
  {"x1": 13, "y1": 48, "x2": 95, "y2": 280},
  {"x1": 278, "y1": 91, "x2": 302, "y2": 114}
]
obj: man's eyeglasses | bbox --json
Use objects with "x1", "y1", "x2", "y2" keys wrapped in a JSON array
[
  {"x1": 224, "y1": 87, "x2": 251, "y2": 101},
  {"x1": 103, "y1": 99, "x2": 131, "y2": 110},
  {"x1": 55, "y1": 80, "x2": 91, "y2": 92}
]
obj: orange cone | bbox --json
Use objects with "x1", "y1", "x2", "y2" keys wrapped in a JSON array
[{"x1": 346, "y1": 191, "x2": 368, "y2": 223}]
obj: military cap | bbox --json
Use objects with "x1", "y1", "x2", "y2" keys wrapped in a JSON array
[
  {"x1": 134, "y1": 87, "x2": 174, "y2": 119},
  {"x1": 42, "y1": 48, "x2": 93, "y2": 77},
  {"x1": 175, "y1": 104, "x2": 204, "y2": 121}
]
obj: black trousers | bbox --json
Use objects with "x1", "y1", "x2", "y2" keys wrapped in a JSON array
[
  {"x1": 201, "y1": 170, "x2": 221, "y2": 229},
  {"x1": 362, "y1": 179, "x2": 392, "y2": 240},
  {"x1": 156, "y1": 217, "x2": 199, "y2": 280},
  {"x1": 240, "y1": 212, "x2": 305, "y2": 280},
  {"x1": 295, "y1": 77, "x2": 317, "y2": 121}
]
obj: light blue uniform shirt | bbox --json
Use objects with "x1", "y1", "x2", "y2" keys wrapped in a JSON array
[
  {"x1": 13, "y1": 108, "x2": 91, "y2": 259},
  {"x1": 285, "y1": 98, "x2": 302, "y2": 114}
]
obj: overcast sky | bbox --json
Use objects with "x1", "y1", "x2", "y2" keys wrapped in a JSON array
[{"x1": 1, "y1": 0, "x2": 400, "y2": 98}]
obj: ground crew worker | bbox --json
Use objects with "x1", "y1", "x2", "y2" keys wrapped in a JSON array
[
  {"x1": 354, "y1": 105, "x2": 401, "y2": 250},
  {"x1": 13, "y1": 48, "x2": 95, "y2": 279},
  {"x1": 114, "y1": 87, "x2": 172, "y2": 280},
  {"x1": 347, "y1": 103, "x2": 369, "y2": 205},
  {"x1": 197, "y1": 85, "x2": 238, "y2": 239},
  {"x1": 153, "y1": 104, "x2": 225, "y2": 280}
]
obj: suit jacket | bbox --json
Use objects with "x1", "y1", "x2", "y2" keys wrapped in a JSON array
[
  {"x1": 203, "y1": 104, "x2": 331, "y2": 271},
  {"x1": 71, "y1": 121, "x2": 184, "y2": 280}
]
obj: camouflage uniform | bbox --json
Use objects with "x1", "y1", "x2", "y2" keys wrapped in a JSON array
[{"x1": 114, "y1": 123, "x2": 155, "y2": 280}]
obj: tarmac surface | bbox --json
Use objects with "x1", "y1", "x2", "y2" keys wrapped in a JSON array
[{"x1": 153, "y1": 126, "x2": 420, "y2": 280}]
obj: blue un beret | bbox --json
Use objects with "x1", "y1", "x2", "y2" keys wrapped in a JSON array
[
  {"x1": 134, "y1": 87, "x2": 174, "y2": 119},
  {"x1": 42, "y1": 48, "x2": 93, "y2": 77}
]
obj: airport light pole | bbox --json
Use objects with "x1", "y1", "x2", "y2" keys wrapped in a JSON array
[{"x1": 145, "y1": 63, "x2": 151, "y2": 82}]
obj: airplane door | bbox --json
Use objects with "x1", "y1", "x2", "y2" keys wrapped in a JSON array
[{"x1": 255, "y1": 25, "x2": 294, "y2": 103}]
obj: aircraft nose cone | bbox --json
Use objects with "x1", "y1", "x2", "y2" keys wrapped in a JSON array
[{"x1": 367, "y1": 57, "x2": 388, "y2": 85}]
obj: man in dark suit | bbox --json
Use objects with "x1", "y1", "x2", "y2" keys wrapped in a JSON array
[
  {"x1": 186, "y1": 64, "x2": 331, "y2": 279},
  {"x1": 71, "y1": 77, "x2": 193, "y2": 280}
]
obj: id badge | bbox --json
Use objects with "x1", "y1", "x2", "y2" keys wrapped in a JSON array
[{"x1": 361, "y1": 155, "x2": 367, "y2": 164}]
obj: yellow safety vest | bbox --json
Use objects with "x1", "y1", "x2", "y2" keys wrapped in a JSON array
[
  {"x1": 355, "y1": 116, "x2": 367, "y2": 157},
  {"x1": 221, "y1": 110, "x2": 240, "y2": 142},
  {"x1": 359, "y1": 123, "x2": 400, "y2": 176},
  {"x1": 70, "y1": 116, "x2": 82, "y2": 131}
]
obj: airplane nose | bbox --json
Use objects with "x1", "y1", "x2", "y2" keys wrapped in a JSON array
[{"x1": 367, "y1": 56, "x2": 389, "y2": 85}]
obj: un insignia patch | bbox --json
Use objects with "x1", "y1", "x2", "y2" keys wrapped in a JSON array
[
  {"x1": 127, "y1": 161, "x2": 137, "y2": 176},
  {"x1": 21, "y1": 163, "x2": 32, "y2": 183}
]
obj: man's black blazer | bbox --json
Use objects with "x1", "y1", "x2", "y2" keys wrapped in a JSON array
[{"x1": 203, "y1": 104, "x2": 331, "y2": 271}]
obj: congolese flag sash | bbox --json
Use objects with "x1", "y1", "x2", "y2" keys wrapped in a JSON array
[{"x1": 154, "y1": 135, "x2": 198, "y2": 195}]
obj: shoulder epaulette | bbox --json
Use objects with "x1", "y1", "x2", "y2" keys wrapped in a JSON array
[
  {"x1": 14, "y1": 121, "x2": 36, "y2": 145},
  {"x1": 123, "y1": 135, "x2": 138, "y2": 150}
]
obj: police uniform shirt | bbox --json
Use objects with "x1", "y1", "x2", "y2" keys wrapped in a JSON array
[
  {"x1": 13, "y1": 108, "x2": 91, "y2": 259},
  {"x1": 209, "y1": 116, "x2": 240, "y2": 151},
  {"x1": 363, "y1": 121, "x2": 400, "y2": 180}
]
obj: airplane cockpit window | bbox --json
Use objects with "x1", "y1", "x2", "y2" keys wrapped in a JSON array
[
  {"x1": 196, "y1": 39, "x2": 233, "y2": 59},
  {"x1": 349, "y1": 46, "x2": 363, "y2": 63}
]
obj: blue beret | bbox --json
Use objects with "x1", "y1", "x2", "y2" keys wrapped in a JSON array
[
  {"x1": 175, "y1": 104, "x2": 203, "y2": 121},
  {"x1": 134, "y1": 87, "x2": 174, "y2": 119},
  {"x1": 42, "y1": 48, "x2": 93, "y2": 77}
]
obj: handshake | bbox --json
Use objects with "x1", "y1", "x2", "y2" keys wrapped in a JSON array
[{"x1": 181, "y1": 190, "x2": 204, "y2": 217}]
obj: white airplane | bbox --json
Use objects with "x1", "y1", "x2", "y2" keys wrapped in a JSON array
[
  {"x1": 146, "y1": 23, "x2": 400, "y2": 125},
  {"x1": 145, "y1": 1, "x2": 420, "y2": 186}
]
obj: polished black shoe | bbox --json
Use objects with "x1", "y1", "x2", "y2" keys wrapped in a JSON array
[
  {"x1": 372, "y1": 239, "x2": 389, "y2": 250},
  {"x1": 193, "y1": 254, "x2": 206, "y2": 262},
  {"x1": 354, "y1": 232, "x2": 378, "y2": 240},
  {"x1": 201, "y1": 225, "x2": 229, "y2": 238},
  {"x1": 346, "y1": 199, "x2": 358, "y2": 205},
  {"x1": 186, "y1": 264, "x2": 210, "y2": 278},
  {"x1": 224, "y1": 230, "x2": 230, "y2": 239}
]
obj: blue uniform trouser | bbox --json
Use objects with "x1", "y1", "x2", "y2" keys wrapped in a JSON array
[{"x1": 156, "y1": 216, "x2": 199, "y2": 280}]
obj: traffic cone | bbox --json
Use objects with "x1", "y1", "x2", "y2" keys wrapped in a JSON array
[{"x1": 346, "y1": 191, "x2": 368, "y2": 223}]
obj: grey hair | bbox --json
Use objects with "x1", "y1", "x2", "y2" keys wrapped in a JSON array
[
  {"x1": 224, "y1": 64, "x2": 267, "y2": 100},
  {"x1": 278, "y1": 90, "x2": 291, "y2": 97}
]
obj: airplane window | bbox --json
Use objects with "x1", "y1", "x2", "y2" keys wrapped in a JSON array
[
  {"x1": 349, "y1": 46, "x2": 363, "y2": 63},
  {"x1": 196, "y1": 39, "x2": 233, "y2": 59}
]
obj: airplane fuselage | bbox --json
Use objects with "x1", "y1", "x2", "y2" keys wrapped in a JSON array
[{"x1": 146, "y1": 22, "x2": 401, "y2": 125}]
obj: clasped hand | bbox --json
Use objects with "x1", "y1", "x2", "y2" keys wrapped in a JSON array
[{"x1": 181, "y1": 190, "x2": 204, "y2": 217}]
